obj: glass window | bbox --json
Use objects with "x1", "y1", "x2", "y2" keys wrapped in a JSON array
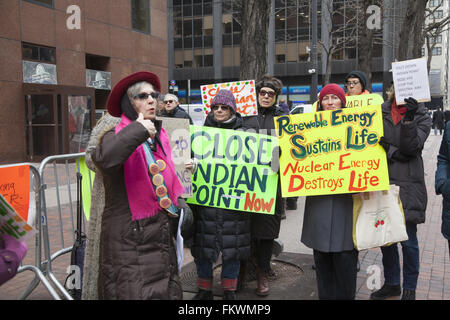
[
  {"x1": 183, "y1": 4, "x2": 192, "y2": 16},
  {"x1": 22, "y1": 43, "x2": 39, "y2": 61},
  {"x1": 24, "y1": 0, "x2": 53, "y2": 8},
  {"x1": 39, "y1": 47, "x2": 56, "y2": 63},
  {"x1": 204, "y1": 55, "x2": 213, "y2": 67},
  {"x1": 174, "y1": 18, "x2": 183, "y2": 37},
  {"x1": 432, "y1": 47, "x2": 442, "y2": 56},
  {"x1": 193, "y1": 4, "x2": 202, "y2": 16},
  {"x1": 183, "y1": 19, "x2": 193, "y2": 37},
  {"x1": 22, "y1": 43, "x2": 56, "y2": 64},
  {"x1": 131, "y1": 0, "x2": 150, "y2": 33},
  {"x1": 193, "y1": 19, "x2": 203, "y2": 36}
]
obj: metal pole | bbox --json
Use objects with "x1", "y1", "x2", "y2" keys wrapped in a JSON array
[{"x1": 311, "y1": 0, "x2": 318, "y2": 102}]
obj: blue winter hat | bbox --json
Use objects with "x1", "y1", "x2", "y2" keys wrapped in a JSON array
[{"x1": 211, "y1": 89, "x2": 237, "y2": 113}]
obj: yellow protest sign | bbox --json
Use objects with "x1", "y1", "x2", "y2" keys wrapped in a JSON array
[
  {"x1": 345, "y1": 93, "x2": 384, "y2": 108},
  {"x1": 310, "y1": 93, "x2": 384, "y2": 112},
  {"x1": 274, "y1": 105, "x2": 389, "y2": 197}
]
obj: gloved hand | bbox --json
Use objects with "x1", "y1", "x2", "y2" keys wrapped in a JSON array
[
  {"x1": 177, "y1": 198, "x2": 194, "y2": 239},
  {"x1": 136, "y1": 113, "x2": 156, "y2": 138},
  {"x1": 378, "y1": 136, "x2": 390, "y2": 153},
  {"x1": 404, "y1": 97, "x2": 419, "y2": 121}
]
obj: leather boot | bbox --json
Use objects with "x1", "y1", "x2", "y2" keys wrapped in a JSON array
[{"x1": 255, "y1": 268, "x2": 270, "y2": 297}]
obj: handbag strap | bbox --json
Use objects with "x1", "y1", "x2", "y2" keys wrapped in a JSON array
[{"x1": 143, "y1": 140, "x2": 178, "y2": 217}]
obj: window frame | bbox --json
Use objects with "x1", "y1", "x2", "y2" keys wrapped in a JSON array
[
  {"x1": 22, "y1": 42, "x2": 57, "y2": 64},
  {"x1": 23, "y1": 0, "x2": 54, "y2": 9},
  {"x1": 131, "y1": 0, "x2": 151, "y2": 34}
]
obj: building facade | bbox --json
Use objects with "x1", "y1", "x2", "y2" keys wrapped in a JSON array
[
  {"x1": 0, "y1": 0, "x2": 168, "y2": 163},
  {"x1": 168, "y1": 0, "x2": 449, "y2": 108}
]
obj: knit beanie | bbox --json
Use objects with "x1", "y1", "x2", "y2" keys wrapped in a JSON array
[
  {"x1": 318, "y1": 84, "x2": 346, "y2": 109},
  {"x1": 211, "y1": 89, "x2": 237, "y2": 113},
  {"x1": 345, "y1": 70, "x2": 367, "y2": 91}
]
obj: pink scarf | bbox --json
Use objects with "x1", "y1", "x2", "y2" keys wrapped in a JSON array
[{"x1": 115, "y1": 115, "x2": 185, "y2": 221}]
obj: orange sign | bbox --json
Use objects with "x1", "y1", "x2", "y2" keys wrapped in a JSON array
[{"x1": 0, "y1": 165, "x2": 30, "y2": 222}]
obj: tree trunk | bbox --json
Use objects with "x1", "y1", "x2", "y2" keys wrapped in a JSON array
[
  {"x1": 397, "y1": 0, "x2": 427, "y2": 60},
  {"x1": 239, "y1": 0, "x2": 271, "y2": 80},
  {"x1": 357, "y1": 0, "x2": 375, "y2": 90}
]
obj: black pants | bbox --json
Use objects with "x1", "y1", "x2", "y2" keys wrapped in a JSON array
[
  {"x1": 313, "y1": 249, "x2": 358, "y2": 300},
  {"x1": 254, "y1": 239, "x2": 274, "y2": 272}
]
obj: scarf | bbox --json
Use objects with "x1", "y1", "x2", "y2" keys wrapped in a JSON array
[
  {"x1": 391, "y1": 100, "x2": 406, "y2": 125},
  {"x1": 115, "y1": 115, "x2": 185, "y2": 220}
]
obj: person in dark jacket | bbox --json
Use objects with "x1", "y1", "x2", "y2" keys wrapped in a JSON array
[
  {"x1": 241, "y1": 74, "x2": 287, "y2": 297},
  {"x1": 300, "y1": 83, "x2": 358, "y2": 300},
  {"x1": 344, "y1": 70, "x2": 370, "y2": 96},
  {"x1": 190, "y1": 89, "x2": 251, "y2": 300},
  {"x1": 434, "y1": 120, "x2": 450, "y2": 258},
  {"x1": 160, "y1": 93, "x2": 194, "y2": 124},
  {"x1": 432, "y1": 107, "x2": 445, "y2": 135},
  {"x1": 370, "y1": 85, "x2": 431, "y2": 300},
  {"x1": 91, "y1": 71, "x2": 187, "y2": 300},
  {"x1": 0, "y1": 234, "x2": 28, "y2": 286}
]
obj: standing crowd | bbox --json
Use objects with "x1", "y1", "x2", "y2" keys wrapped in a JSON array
[{"x1": 2, "y1": 69, "x2": 449, "y2": 302}]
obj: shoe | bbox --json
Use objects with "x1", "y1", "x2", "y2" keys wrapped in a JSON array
[
  {"x1": 255, "y1": 268, "x2": 270, "y2": 297},
  {"x1": 223, "y1": 290, "x2": 237, "y2": 300},
  {"x1": 401, "y1": 289, "x2": 416, "y2": 300},
  {"x1": 192, "y1": 289, "x2": 213, "y2": 300},
  {"x1": 370, "y1": 284, "x2": 401, "y2": 300}
]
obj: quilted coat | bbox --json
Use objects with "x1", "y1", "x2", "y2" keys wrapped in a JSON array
[{"x1": 190, "y1": 113, "x2": 251, "y2": 262}]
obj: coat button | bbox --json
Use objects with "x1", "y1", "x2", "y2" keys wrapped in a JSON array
[{"x1": 4, "y1": 255, "x2": 11, "y2": 262}]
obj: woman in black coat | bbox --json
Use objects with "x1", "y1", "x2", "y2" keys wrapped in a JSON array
[
  {"x1": 300, "y1": 84, "x2": 358, "y2": 300},
  {"x1": 242, "y1": 75, "x2": 287, "y2": 296},
  {"x1": 190, "y1": 89, "x2": 251, "y2": 300}
]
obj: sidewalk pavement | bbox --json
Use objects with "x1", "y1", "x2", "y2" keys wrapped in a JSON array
[{"x1": 0, "y1": 133, "x2": 449, "y2": 300}]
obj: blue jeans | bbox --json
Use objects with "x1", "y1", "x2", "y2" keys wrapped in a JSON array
[
  {"x1": 380, "y1": 222, "x2": 420, "y2": 291},
  {"x1": 195, "y1": 258, "x2": 240, "y2": 280}
]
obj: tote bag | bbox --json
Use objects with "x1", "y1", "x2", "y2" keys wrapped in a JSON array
[{"x1": 352, "y1": 185, "x2": 408, "y2": 251}]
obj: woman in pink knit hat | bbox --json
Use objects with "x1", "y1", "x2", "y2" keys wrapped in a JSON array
[{"x1": 300, "y1": 83, "x2": 358, "y2": 300}]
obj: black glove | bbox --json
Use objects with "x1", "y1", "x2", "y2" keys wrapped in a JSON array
[
  {"x1": 378, "y1": 136, "x2": 390, "y2": 153},
  {"x1": 391, "y1": 150, "x2": 413, "y2": 162},
  {"x1": 404, "y1": 97, "x2": 419, "y2": 121}
]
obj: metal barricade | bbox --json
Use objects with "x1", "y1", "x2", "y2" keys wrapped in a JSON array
[
  {"x1": 0, "y1": 163, "x2": 59, "y2": 299},
  {"x1": 38, "y1": 152, "x2": 91, "y2": 300}
]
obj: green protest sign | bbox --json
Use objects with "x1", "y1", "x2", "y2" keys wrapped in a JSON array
[
  {"x1": 79, "y1": 157, "x2": 94, "y2": 221},
  {"x1": 187, "y1": 125, "x2": 278, "y2": 215}
]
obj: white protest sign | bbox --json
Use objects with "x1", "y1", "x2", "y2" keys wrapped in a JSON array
[
  {"x1": 392, "y1": 57, "x2": 431, "y2": 105},
  {"x1": 158, "y1": 117, "x2": 193, "y2": 198}
]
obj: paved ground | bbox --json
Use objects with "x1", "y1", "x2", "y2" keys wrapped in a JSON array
[{"x1": 0, "y1": 133, "x2": 449, "y2": 300}]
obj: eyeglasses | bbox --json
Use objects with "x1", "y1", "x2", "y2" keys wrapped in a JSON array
[
  {"x1": 346, "y1": 81, "x2": 360, "y2": 86},
  {"x1": 134, "y1": 92, "x2": 160, "y2": 100},
  {"x1": 164, "y1": 100, "x2": 175, "y2": 104},
  {"x1": 211, "y1": 105, "x2": 230, "y2": 111},
  {"x1": 259, "y1": 90, "x2": 276, "y2": 98}
]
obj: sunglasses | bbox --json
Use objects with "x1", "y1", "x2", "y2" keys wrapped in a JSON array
[
  {"x1": 346, "y1": 81, "x2": 360, "y2": 86},
  {"x1": 211, "y1": 105, "x2": 230, "y2": 111},
  {"x1": 259, "y1": 90, "x2": 276, "y2": 98},
  {"x1": 164, "y1": 100, "x2": 175, "y2": 104},
  {"x1": 134, "y1": 92, "x2": 160, "y2": 100}
]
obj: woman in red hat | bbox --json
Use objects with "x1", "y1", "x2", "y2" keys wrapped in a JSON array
[
  {"x1": 300, "y1": 83, "x2": 359, "y2": 300},
  {"x1": 89, "y1": 71, "x2": 187, "y2": 300}
]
